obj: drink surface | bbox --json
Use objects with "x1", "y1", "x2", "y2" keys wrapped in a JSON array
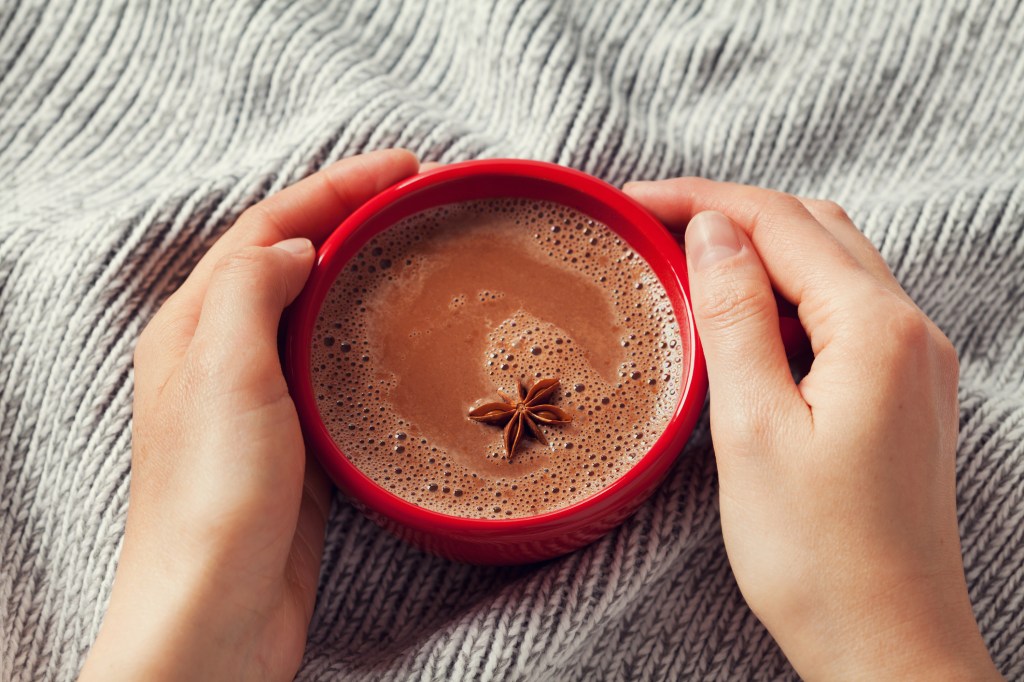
[{"x1": 312, "y1": 199, "x2": 685, "y2": 519}]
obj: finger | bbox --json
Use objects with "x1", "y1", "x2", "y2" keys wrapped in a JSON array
[
  {"x1": 136, "y1": 150, "x2": 418, "y2": 399},
  {"x1": 181, "y1": 148, "x2": 418, "y2": 304},
  {"x1": 186, "y1": 238, "x2": 315, "y2": 403},
  {"x1": 660, "y1": 220, "x2": 810, "y2": 359},
  {"x1": 420, "y1": 161, "x2": 443, "y2": 172},
  {"x1": 623, "y1": 178, "x2": 868, "y2": 310},
  {"x1": 684, "y1": 211, "x2": 805, "y2": 422},
  {"x1": 795, "y1": 197, "x2": 904, "y2": 293}
]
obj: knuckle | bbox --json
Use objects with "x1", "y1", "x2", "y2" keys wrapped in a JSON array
[
  {"x1": 237, "y1": 202, "x2": 272, "y2": 231},
  {"x1": 753, "y1": 192, "x2": 812, "y2": 246},
  {"x1": 723, "y1": 409, "x2": 766, "y2": 445},
  {"x1": 212, "y1": 245, "x2": 268, "y2": 281},
  {"x1": 698, "y1": 277, "x2": 773, "y2": 332},
  {"x1": 884, "y1": 304, "x2": 931, "y2": 350},
  {"x1": 238, "y1": 202, "x2": 286, "y2": 241},
  {"x1": 933, "y1": 330, "x2": 960, "y2": 378},
  {"x1": 818, "y1": 200, "x2": 850, "y2": 222},
  {"x1": 185, "y1": 339, "x2": 289, "y2": 409},
  {"x1": 764, "y1": 192, "x2": 807, "y2": 219},
  {"x1": 717, "y1": 398, "x2": 780, "y2": 449}
]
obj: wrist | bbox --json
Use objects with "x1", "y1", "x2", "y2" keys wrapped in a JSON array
[
  {"x1": 813, "y1": 619, "x2": 999, "y2": 681},
  {"x1": 80, "y1": 548, "x2": 272, "y2": 681},
  {"x1": 780, "y1": 576, "x2": 1000, "y2": 681}
]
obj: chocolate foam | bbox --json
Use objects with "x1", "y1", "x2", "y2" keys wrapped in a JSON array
[{"x1": 311, "y1": 199, "x2": 685, "y2": 519}]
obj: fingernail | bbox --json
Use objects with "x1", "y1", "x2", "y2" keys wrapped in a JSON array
[
  {"x1": 272, "y1": 237, "x2": 313, "y2": 255},
  {"x1": 687, "y1": 211, "x2": 741, "y2": 269}
]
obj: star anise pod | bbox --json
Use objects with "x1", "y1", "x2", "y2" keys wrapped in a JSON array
[{"x1": 468, "y1": 377, "x2": 573, "y2": 460}]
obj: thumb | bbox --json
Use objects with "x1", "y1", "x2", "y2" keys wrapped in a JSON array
[
  {"x1": 189, "y1": 238, "x2": 315, "y2": 389},
  {"x1": 684, "y1": 212, "x2": 802, "y2": 425}
]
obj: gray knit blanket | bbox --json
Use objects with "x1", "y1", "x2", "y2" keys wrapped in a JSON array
[{"x1": 2, "y1": 1, "x2": 1023, "y2": 679}]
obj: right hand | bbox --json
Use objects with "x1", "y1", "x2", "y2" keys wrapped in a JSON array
[{"x1": 624, "y1": 179, "x2": 1001, "y2": 681}]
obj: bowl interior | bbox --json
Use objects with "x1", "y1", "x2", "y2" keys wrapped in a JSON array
[{"x1": 288, "y1": 160, "x2": 704, "y2": 530}]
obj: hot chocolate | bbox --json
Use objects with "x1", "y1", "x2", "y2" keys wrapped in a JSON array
[{"x1": 311, "y1": 199, "x2": 684, "y2": 519}]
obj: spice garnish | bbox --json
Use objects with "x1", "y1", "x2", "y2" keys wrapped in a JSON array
[{"x1": 468, "y1": 377, "x2": 572, "y2": 459}]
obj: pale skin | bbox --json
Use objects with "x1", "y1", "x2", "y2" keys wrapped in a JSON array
[{"x1": 79, "y1": 150, "x2": 1001, "y2": 681}]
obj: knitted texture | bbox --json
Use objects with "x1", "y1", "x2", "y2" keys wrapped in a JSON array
[{"x1": 2, "y1": 0, "x2": 1023, "y2": 679}]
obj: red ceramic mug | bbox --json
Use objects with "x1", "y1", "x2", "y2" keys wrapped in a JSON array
[{"x1": 284, "y1": 159, "x2": 712, "y2": 565}]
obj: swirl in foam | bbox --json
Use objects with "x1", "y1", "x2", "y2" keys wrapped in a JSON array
[{"x1": 311, "y1": 199, "x2": 685, "y2": 519}]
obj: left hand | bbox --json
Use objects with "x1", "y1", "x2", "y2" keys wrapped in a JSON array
[{"x1": 80, "y1": 149, "x2": 421, "y2": 681}]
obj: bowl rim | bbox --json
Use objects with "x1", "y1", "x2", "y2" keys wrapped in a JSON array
[{"x1": 283, "y1": 158, "x2": 707, "y2": 534}]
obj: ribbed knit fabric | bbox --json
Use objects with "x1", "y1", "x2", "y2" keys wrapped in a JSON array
[{"x1": 2, "y1": 1, "x2": 1023, "y2": 679}]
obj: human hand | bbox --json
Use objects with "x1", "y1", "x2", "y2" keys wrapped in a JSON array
[
  {"x1": 80, "y1": 149, "x2": 421, "y2": 681},
  {"x1": 624, "y1": 179, "x2": 1001, "y2": 681}
]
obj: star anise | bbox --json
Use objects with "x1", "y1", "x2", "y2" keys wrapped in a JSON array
[{"x1": 468, "y1": 377, "x2": 573, "y2": 460}]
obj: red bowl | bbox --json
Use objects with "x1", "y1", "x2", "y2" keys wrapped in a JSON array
[{"x1": 283, "y1": 159, "x2": 709, "y2": 565}]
